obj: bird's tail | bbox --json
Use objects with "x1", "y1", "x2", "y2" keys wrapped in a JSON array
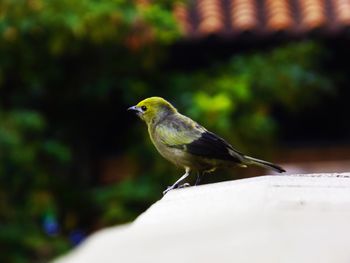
[{"x1": 243, "y1": 155, "x2": 286, "y2": 173}]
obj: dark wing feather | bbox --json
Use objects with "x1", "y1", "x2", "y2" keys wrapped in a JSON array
[
  {"x1": 186, "y1": 131, "x2": 245, "y2": 163},
  {"x1": 156, "y1": 114, "x2": 244, "y2": 164}
]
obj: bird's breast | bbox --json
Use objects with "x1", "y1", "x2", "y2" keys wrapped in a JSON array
[{"x1": 147, "y1": 127, "x2": 184, "y2": 166}]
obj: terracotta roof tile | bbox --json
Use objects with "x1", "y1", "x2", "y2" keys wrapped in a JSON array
[
  {"x1": 299, "y1": 0, "x2": 327, "y2": 29},
  {"x1": 230, "y1": 0, "x2": 258, "y2": 31},
  {"x1": 175, "y1": 0, "x2": 350, "y2": 38},
  {"x1": 197, "y1": 0, "x2": 225, "y2": 34},
  {"x1": 173, "y1": 2, "x2": 193, "y2": 34},
  {"x1": 333, "y1": 0, "x2": 350, "y2": 24},
  {"x1": 265, "y1": 0, "x2": 294, "y2": 31}
]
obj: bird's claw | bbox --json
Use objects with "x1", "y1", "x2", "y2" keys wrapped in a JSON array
[
  {"x1": 163, "y1": 183, "x2": 191, "y2": 195},
  {"x1": 163, "y1": 186, "x2": 174, "y2": 195},
  {"x1": 178, "y1": 183, "x2": 190, "y2": 188}
]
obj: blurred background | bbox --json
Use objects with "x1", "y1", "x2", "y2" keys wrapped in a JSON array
[{"x1": 1, "y1": 0, "x2": 350, "y2": 262}]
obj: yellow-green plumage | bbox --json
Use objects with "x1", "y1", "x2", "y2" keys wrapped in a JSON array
[{"x1": 128, "y1": 97, "x2": 285, "y2": 194}]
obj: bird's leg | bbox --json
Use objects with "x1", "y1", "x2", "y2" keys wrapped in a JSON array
[
  {"x1": 195, "y1": 171, "x2": 203, "y2": 186},
  {"x1": 163, "y1": 168, "x2": 191, "y2": 195}
]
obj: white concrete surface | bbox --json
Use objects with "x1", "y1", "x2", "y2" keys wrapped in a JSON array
[{"x1": 54, "y1": 173, "x2": 350, "y2": 263}]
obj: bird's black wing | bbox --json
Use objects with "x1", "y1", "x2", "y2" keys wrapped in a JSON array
[
  {"x1": 185, "y1": 130, "x2": 245, "y2": 163},
  {"x1": 157, "y1": 114, "x2": 245, "y2": 163}
]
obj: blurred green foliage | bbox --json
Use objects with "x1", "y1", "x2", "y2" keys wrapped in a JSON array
[
  {"x1": 169, "y1": 42, "x2": 332, "y2": 153},
  {"x1": 0, "y1": 0, "x2": 333, "y2": 262}
]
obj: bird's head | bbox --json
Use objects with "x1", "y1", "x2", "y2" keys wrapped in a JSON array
[{"x1": 128, "y1": 97, "x2": 177, "y2": 124}]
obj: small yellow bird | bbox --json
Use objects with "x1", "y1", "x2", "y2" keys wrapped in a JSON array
[{"x1": 128, "y1": 97, "x2": 285, "y2": 195}]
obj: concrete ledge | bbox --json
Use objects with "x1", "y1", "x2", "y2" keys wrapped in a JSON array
[{"x1": 54, "y1": 173, "x2": 350, "y2": 263}]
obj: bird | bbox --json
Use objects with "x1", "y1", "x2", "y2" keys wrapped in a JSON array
[{"x1": 128, "y1": 97, "x2": 285, "y2": 195}]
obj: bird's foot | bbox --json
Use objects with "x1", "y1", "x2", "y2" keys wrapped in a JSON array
[
  {"x1": 163, "y1": 183, "x2": 191, "y2": 195},
  {"x1": 178, "y1": 183, "x2": 190, "y2": 188},
  {"x1": 163, "y1": 185, "x2": 176, "y2": 195},
  {"x1": 163, "y1": 168, "x2": 191, "y2": 195}
]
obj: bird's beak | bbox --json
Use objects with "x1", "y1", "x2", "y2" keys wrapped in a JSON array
[{"x1": 127, "y1": 106, "x2": 142, "y2": 114}]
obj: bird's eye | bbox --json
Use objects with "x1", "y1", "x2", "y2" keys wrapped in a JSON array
[{"x1": 141, "y1": 106, "x2": 147, "y2": 111}]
